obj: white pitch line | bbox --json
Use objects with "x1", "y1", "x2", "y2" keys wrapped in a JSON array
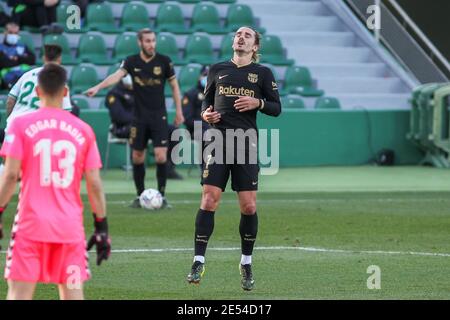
[
  {"x1": 3, "y1": 198, "x2": 449, "y2": 208},
  {"x1": 109, "y1": 246, "x2": 450, "y2": 258},
  {"x1": 102, "y1": 198, "x2": 450, "y2": 205},
  {"x1": 1, "y1": 246, "x2": 450, "y2": 257}
]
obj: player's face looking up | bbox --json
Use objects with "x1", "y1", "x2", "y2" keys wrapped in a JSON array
[
  {"x1": 139, "y1": 32, "x2": 157, "y2": 58},
  {"x1": 232, "y1": 27, "x2": 259, "y2": 57}
]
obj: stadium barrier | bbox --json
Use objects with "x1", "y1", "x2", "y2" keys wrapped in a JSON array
[
  {"x1": 408, "y1": 83, "x2": 450, "y2": 167},
  {"x1": 0, "y1": 109, "x2": 422, "y2": 168}
]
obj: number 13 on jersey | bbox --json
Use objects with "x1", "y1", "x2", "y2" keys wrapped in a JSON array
[{"x1": 34, "y1": 139, "x2": 77, "y2": 188}]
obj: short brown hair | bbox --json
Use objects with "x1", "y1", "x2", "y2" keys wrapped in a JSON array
[
  {"x1": 38, "y1": 63, "x2": 67, "y2": 96},
  {"x1": 44, "y1": 44, "x2": 62, "y2": 62},
  {"x1": 137, "y1": 28, "x2": 155, "y2": 41}
]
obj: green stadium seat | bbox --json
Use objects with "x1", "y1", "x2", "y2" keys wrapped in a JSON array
[
  {"x1": 43, "y1": 34, "x2": 76, "y2": 65},
  {"x1": 260, "y1": 35, "x2": 294, "y2": 66},
  {"x1": 71, "y1": 97, "x2": 90, "y2": 109},
  {"x1": 77, "y1": 34, "x2": 109, "y2": 65},
  {"x1": 219, "y1": 33, "x2": 234, "y2": 60},
  {"x1": 86, "y1": 2, "x2": 121, "y2": 33},
  {"x1": 19, "y1": 33, "x2": 35, "y2": 53},
  {"x1": 57, "y1": 2, "x2": 68, "y2": 25},
  {"x1": 184, "y1": 34, "x2": 216, "y2": 65},
  {"x1": 314, "y1": 97, "x2": 341, "y2": 109},
  {"x1": 113, "y1": 34, "x2": 140, "y2": 63},
  {"x1": 22, "y1": 26, "x2": 41, "y2": 33},
  {"x1": 107, "y1": 63, "x2": 122, "y2": 76},
  {"x1": 109, "y1": 0, "x2": 130, "y2": 2},
  {"x1": 142, "y1": 0, "x2": 164, "y2": 3},
  {"x1": 178, "y1": 65, "x2": 202, "y2": 93},
  {"x1": 121, "y1": 3, "x2": 150, "y2": 31},
  {"x1": 0, "y1": 98, "x2": 6, "y2": 109},
  {"x1": 281, "y1": 66, "x2": 324, "y2": 97},
  {"x1": 156, "y1": 33, "x2": 186, "y2": 65},
  {"x1": 155, "y1": 3, "x2": 189, "y2": 34},
  {"x1": 177, "y1": 0, "x2": 201, "y2": 3},
  {"x1": 281, "y1": 96, "x2": 305, "y2": 109},
  {"x1": 70, "y1": 65, "x2": 98, "y2": 94},
  {"x1": 190, "y1": 3, "x2": 224, "y2": 34},
  {"x1": 226, "y1": 4, "x2": 265, "y2": 33}
]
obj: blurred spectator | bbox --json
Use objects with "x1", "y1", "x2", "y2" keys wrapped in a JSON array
[
  {"x1": 8, "y1": 0, "x2": 63, "y2": 34},
  {"x1": 181, "y1": 65, "x2": 210, "y2": 174},
  {"x1": 105, "y1": 75, "x2": 134, "y2": 139},
  {"x1": 0, "y1": 21, "x2": 35, "y2": 89},
  {"x1": 105, "y1": 75, "x2": 182, "y2": 179}
]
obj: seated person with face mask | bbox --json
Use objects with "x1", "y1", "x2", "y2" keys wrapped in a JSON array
[
  {"x1": 105, "y1": 75, "x2": 135, "y2": 139},
  {"x1": 0, "y1": 21, "x2": 36, "y2": 89},
  {"x1": 105, "y1": 75, "x2": 183, "y2": 179}
]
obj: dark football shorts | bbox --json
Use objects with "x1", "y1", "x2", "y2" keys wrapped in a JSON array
[
  {"x1": 201, "y1": 139, "x2": 259, "y2": 192},
  {"x1": 129, "y1": 120, "x2": 169, "y2": 150}
]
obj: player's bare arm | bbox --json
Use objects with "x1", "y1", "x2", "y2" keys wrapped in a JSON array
[
  {"x1": 85, "y1": 168, "x2": 110, "y2": 266},
  {"x1": 85, "y1": 68, "x2": 127, "y2": 97},
  {"x1": 6, "y1": 96, "x2": 16, "y2": 117},
  {"x1": 0, "y1": 157, "x2": 21, "y2": 246},
  {"x1": 85, "y1": 169, "x2": 106, "y2": 218},
  {"x1": 0, "y1": 157, "x2": 21, "y2": 208},
  {"x1": 169, "y1": 77, "x2": 185, "y2": 126}
]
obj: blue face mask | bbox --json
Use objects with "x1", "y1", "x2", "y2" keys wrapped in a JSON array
[
  {"x1": 200, "y1": 76, "x2": 207, "y2": 88},
  {"x1": 6, "y1": 34, "x2": 20, "y2": 46}
]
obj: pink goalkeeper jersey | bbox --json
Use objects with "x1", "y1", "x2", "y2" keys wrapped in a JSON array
[{"x1": 0, "y1": 107, "x2": 102, "y2": 243}]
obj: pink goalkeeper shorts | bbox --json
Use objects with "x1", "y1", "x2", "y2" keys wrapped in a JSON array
[{"x1": 4, "y1": 233, "x2": 91, "y2": 285}]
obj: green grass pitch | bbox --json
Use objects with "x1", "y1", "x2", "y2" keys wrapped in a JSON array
[{"x1": 1, "y1": 166, "x2": 450, "y2": 299}]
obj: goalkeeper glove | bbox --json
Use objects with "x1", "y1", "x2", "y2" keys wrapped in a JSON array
[{"x1": 87, "y1": 214, "x2": 111, "y2": 266}]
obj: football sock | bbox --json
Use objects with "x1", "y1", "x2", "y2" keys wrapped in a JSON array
[
  {"x1": 240, "y1": 212, "x2": 258, "y2": 256},
  {"x1": 240, "y1": 255, "x2": 252, "y2": 265},
  {"x1": 194, "y1": 209, "x2": 215, "y2": 258},
  {"x1": 133, "y1": 163, "x2": 145, "y2": 196},
  {"x1": 156, "y1": 163, "x2": 167, "y2": 197},
  {"x1": 194, "y1": 255, "x2": 205, "y2": 264}
]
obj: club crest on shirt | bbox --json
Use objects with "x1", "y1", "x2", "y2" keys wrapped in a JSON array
[
  {"x1": 197, "y1": 92, "x2": 205, "y2": 101},
  {"x1": 248, "y1": 73, "x2": 258, "y2": 83},
  {"x1": 153, "y1": 66, "x2": 162, "y2": 76},
  {"x1": 108, "y1": 95, "x2": 116, "y2": 104}
]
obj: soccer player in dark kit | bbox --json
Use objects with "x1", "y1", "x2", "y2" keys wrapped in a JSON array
[
  {"x1": 186, "y1": 26, "x2": 282, "y2": 290},
  {"x1": 85, "y1": 28, "x2": 184, "y2": 208}
]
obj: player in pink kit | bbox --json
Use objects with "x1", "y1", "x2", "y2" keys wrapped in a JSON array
[{"x1": 0, "y1": 63, "x2": 111, "y2": 300}]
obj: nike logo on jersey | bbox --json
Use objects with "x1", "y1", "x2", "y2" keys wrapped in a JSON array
[
  {"x1": 218, "y1": 74, "x2": 229, "y2": 80},
  {"x1": 252, "y1": 181, "x2": 258, "y2": 185}
]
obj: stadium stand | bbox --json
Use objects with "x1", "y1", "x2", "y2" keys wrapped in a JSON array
[
  {"x1": 0, "y1": 0, "x2": 423, "y2": 111},
  {"x1": 314, "y1": 96, "x2": 341, "y2": 109},
  {"x1": 121, "y1": 2, "x2": 151, "y2": 32},
  {"x1": 190, "y1": 2, "x2": 223, "y2": 34},
  {"x1": 113, "y1": 34, "x2": 140, "y2": 63},
  {"x1": 240, "y1": 0, "x2": 416, "y2": 109},
  {"x1": 281, "y1": 96, "x2": 306, "y2": 109}
]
